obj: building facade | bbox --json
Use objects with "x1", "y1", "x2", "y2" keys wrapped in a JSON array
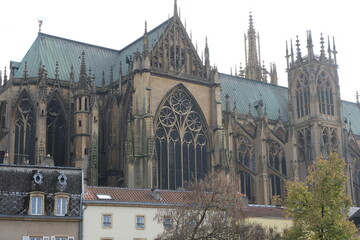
[
  {"x1": 0, "y1": 165, "x2": 83, "y2": 240},
  {"x1": 83, "y1": 186, "x2": 290, "y2": 240},
  {"x1": 0, "y1": 1, "x2": 360, "y2": 206}
]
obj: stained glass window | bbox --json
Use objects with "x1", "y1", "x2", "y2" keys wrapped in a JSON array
[{"x1": 155, "y1": 86, "x2": 208, "y2": 190}]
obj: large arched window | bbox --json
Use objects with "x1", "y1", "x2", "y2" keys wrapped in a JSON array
[
  {"x1": 317, "y1": 71, "x2": 334, "y2": 116},
  {"x1": 14, "y1": 97, "x2": 36, "y2": 164},
  {"x1": 155, "y1": 85, "x2": 208, "y2": 190},
  {"x1": 47, "y1": 96, "x2": 67, "y2": 166}
]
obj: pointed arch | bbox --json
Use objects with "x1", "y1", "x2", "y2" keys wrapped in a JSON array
[
  {"x1": 154, "y1": 84, "x2": 210, "y2": 190},
  {"x1": 47, "y1": 91, "x2": 68, "y2": 166},
  {"x1": 295, "y1": 72, "x2": 310, "y2": 118},
  {"x1": 317, "y1": 70, "x2": 334, "y2": 116},
  {"x1": 13, "y1": 90, "x2": 36, "y2": 164}
]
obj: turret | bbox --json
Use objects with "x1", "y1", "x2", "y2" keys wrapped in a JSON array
[{"x1": 73, "y1": 51, "x2": 92, "y2": 183}]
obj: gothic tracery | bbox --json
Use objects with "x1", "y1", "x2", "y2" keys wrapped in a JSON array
[{"x1": 155, "y1": 86, "x2": 208, "y2": 190}]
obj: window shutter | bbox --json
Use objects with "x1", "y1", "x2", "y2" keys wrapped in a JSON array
[{"x1": 22, "y1": 236, "x2": 30, "y2": 240}]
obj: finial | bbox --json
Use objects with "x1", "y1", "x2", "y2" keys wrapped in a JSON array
[
  {"x1": 327, "y1": 35, "x2": 332, "y2": 63},
  {"x1": 70, "y1": 64, "x2": 74, "y2": 82},
  {"x1": 174, "y1": 0, "x2": 178, "y2": 17},
  {"x1": 356, "y1": 91, "x2": 359, "y2": 104},
  {"x1": 110, "y1": 66, "x2": 114, "y2": 87},
  {"x1": 80, "y1": 51, "x2": 86, "y2": 75},
  {"x1": 38, "y1": 19, "x2": 43, "y2": 32},
  {"x1": 319, "y1": 33, "x2": 326, "y2": 62},
  {"x1": 248, "y1": 11, "x2": 254, "y2": 30},
  {"x1": 286, "y1": 40, "x2": 289, "y2": 70},
  {"x1": 4, "y1": 66, "x2": 7, "y2": 82},
  {"x1": 144, "y1": 21, "x2": 147, "y2": 34},
  {"x1": 102, "y1": 71, "x2": 105, "y2": 88},
  {"x1": 332, "y1": 36, "x2": 337, "y2": 66},
  {"x1": 306, "y1": 30, "x2": 314, "y2": 60},
  {"x1": 290, "y1": 39, "x2": 294, "y2": 64},
  {"x1": 55, "y1": 61, "x2": 59, "y2": 80},
  {"x1": 296, "y1": 35, "x2": 302, "y2": 62}
]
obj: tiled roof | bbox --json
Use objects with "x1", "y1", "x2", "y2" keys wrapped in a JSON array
[
  {"x1": 219, "y1": 73, "x2": 289, "y2": 122},
  {"x1": 84, "y1": 186, "x2": 285, "y2": 219},
  {"x1": 13, "y1": 18, "x2": 171, "y2": 86},
  {"x1": 84, "y1": 186, "x2": 193, "y2": 206},
  {"x1": 246, "y1": 204, "x2": 286, "y2": 218}
]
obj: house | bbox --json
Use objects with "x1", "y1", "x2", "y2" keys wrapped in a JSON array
[
  {"x1": 0, "y1": 164, "x2": 83, "y2": 240},
  {"x1": 83, "y1": 186, "x2": 290, "y2": 240}
]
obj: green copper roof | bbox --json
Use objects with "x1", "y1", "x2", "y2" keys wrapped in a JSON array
[
  {"x1": 342, "y1": 101, "x2": 360, "y2": 135},
  {"x1": 220, "y1": 73, "x2": 289, "y2": 122},
  {"x1": 14, "y1": 18, "x2": 171, "y2": 86},
  {"x1": 220, "y1": 73, "x2": 360, "y2": 135}
]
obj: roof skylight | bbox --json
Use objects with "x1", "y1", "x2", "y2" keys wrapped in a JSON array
[{"x1": 96, "y1": 194, "x2": 112, "y2": 200}]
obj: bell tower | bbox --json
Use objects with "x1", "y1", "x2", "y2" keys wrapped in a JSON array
[{"x1": 287, "y1": 31, "x2": 345, "y2": 180}]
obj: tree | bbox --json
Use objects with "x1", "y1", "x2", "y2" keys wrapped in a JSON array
[
  {"x1": 155, "y1": 170, "x2": 281, "y2": 240},
  {"x1": 283, "y1": 153, "x2": 358, "y2": 240}
]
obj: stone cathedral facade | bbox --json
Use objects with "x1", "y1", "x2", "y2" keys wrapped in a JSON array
[{"x1": 1, "y1": 2, "x2": 360, "y2": 205}]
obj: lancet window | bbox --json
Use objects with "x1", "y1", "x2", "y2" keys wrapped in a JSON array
[
  {"x1": 47, "y1": 97, "x2": 67, "y2": 166},
  {"x1": 295, "y1": 73, "x2": 310, "y2": 118},
  {"x1": 317, "y1": 71, "x2": 334, "y2": 115},
  {"x1": 239, "y1": 171, "x2": 254, "y2": 203},
  {"x1": 268, "y1": 140, "x2": 287, "y2": 176},
  {"x1": 268, "y1": 140, "x2": 287, "y2": 200},
  {"x1": 14, "y1": 97, "x2": 36, "y2": 164},
  {"x1": 155, "y1": 86, "x2": 208, "y2": 190},
  {"x1": 237, "y1": 136, "x2": 255, "y2": 172},
  {"x1": 297, "y1": 128, "x2": 312, "y2": 162}
]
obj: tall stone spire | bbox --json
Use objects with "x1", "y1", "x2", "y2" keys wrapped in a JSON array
[{"x1": 244, "y1": 13, "x2": 262, "y2": 81}]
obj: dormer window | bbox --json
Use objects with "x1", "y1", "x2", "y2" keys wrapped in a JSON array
[
  {"x1": 55, "y1": 193, "x2": 69, "y2": 216},
  {"x1": 29, "y1": 192, "x2": 45, "y2": 215}
]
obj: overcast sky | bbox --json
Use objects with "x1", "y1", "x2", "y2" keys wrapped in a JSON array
[{"x1": 0, "y1": 0, "x2": 358, "y2": 102}]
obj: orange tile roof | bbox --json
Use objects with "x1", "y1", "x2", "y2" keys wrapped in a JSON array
[
  {"x1": 84, "y1": 186, "x2": 193, "y2": 206},
  {"x1": 84, "y1": 186, "x2": 286, "y2": 219}
]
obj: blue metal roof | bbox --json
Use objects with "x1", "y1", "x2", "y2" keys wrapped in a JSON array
[
  {"x1": 220, "y1": 73, "x2": 289, "y2": 122},
  {"x1": 13, "y1": 18, "x2": 171, "y2": 86}
]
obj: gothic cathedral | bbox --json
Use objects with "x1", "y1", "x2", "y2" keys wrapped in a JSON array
[{"x1": 1, "y1": 1, "x2": 360, "y2": 206}]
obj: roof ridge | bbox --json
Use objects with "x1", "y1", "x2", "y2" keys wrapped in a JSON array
[
  {"x1": 118, "y1": 17, "x2": 172, "y2": 54},
  {"x1": 38, "y1": 32, "x2": 120, "y2": 53},
  {"x1": 219, "y1": 72, "x2": 288, "y2": 90}
]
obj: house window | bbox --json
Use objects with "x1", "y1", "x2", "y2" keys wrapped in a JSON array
[
  {"x1": 136, "y1": 215, "x2": 145, "y2": 229},
  {"x1": 55, "y1": 194, "x2": 69, "y2": 216},
  {"x1": 30, "y1": 192, "x2": 44, "y2": 215},
  {"x1": 55, "y1": 237, "x2": 69, "y2": 240},
  {"x1": 30, "y1": 237, "x2": 43, "y2": 240},
  {"x1": 102, "y1": 214, "x2": 112, "y2": 228},
  {"x1": 164, "y1": 216, "x2": 172, "y2": 230}
]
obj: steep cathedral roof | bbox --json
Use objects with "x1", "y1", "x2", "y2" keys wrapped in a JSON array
[
  {"x1": 220, "y1": 73, "x2": 289, "y2": 122},
  {"x1": 10, "y1": 12, "x2": 360, "y2": 135},
  {"x1": 220, "y1": 73, "x2": 360, "y2": 135},
  {"x1": 13, "y1": 18, "x2": 171, "y2": 86}
]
